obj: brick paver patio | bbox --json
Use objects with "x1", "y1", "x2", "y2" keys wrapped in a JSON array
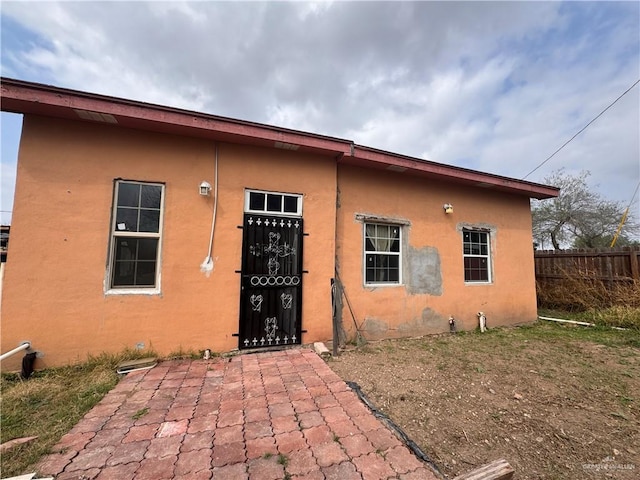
[{"x1": 35, "y1": 348, "x2": 439, "y2": 479}]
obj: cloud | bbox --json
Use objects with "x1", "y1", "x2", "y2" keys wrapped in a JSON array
[
  {"x1": 0, "y1": 113, "x2": 22, "y2": 224},
  {"x1": 1, "y1": 1, "x2": 638, "y2": 225}
]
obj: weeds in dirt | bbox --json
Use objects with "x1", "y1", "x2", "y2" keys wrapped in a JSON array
[
  {"x1": 620, "y1": 396, "x2": 634, "y2": 407},
  {"x1": 276, "y1": 453, "x2": 289, "y2": 467},
  {"x1": 330, "y1": 321, "x2": 640, "y2": 480},
  {"x1": 166, "y1": 346, "x2": 202, "y2": 359},
  {"x1": 537, "y1": 266, "x2": 640, "y2": 329},
  {"x1": 582, "y1": 306, "x2": 640, "y2": 330},
  {"x1": 131, "y1": 407, "x2": 149, "y2": 420},
  {"x1": 0, "y1": 348, "x2": 157, "y2": 477}
]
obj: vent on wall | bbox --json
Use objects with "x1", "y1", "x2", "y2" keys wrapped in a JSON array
[
  {"x1": 386, "y1": 165, "x2": 407, "y2": 173},
  {"x1": 74, "y1": 109, "x2": 118, "y2": 124}
]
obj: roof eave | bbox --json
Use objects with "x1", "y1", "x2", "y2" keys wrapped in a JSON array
[
  {"x1": 342, "y1": 145, "x2": 559, "y2": 199},
  {"x1": 0, "y1": 77, "x2": 353, "y2": 157},
  {"x1": 1, "y1": 77, "x2": 559, "y2": 200}
]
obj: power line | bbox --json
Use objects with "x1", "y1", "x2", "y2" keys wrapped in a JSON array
[
  {"x1": 523, "y1": 78, "x2": 640, "y2": 180},
  {"x1": 628, "y1": 180, "x2": 640, "y2": 211}
]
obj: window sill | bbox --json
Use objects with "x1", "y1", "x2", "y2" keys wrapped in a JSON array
[
  {"x1": 464, "y1": 281, "x2": 493, "y2": 286},
  {"x1": 245, "y1": 209, "x2": 302, "y2": 218},
  {"x1": 105, "y1": 288, "x2": 161, "y2": 296},
  {"x1": 364, "y1": 283, "x2": 403, "y2": 288}
]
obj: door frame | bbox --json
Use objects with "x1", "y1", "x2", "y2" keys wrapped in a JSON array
[{"x1": 238, "y1": 189, "x2": 304, "y2": 349}]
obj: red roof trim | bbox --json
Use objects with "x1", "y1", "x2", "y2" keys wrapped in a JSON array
[
  {"x1": 1, "y1": 77, "x2": 558, "y2": 199},
  {"x1": 348, "y1": 145, "x2": 559, "y2": 199},
  {"x1": 0, "y1": 78, "x2": 353, "y2": 156}
]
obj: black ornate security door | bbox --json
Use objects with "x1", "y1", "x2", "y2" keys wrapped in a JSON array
[{"x1": 239, "y1": 214, "x2": 303, "y2": 349}]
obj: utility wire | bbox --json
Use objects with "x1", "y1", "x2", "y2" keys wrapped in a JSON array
[
  {"x1": 628, "y1": 180, "x2": 640, "y2": 211},
  {"x1": 523, "y1": 78, "x2": 640, "y2": 180}
]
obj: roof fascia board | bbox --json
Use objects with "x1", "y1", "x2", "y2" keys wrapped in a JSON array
[
  {"x1": 350, "y1": 145, "x2": 559, "y2": 199},
  {"x1": 0, "y1": 78, "x2": 353, "y2": 156},
  {"x1": 1, "y1": 77, "x2": 558, "y2": 199}
]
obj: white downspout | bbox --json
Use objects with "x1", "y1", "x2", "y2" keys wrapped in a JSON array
[
  {"x1": 0, "y1": 342, "x2": 31, "y2": 362},
  {"x1": 200, "y1": 144, "x2": 219, "y2": 276}
]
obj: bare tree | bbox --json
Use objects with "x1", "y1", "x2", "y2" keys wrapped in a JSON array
[{"x1": 531, "y1": 169, "x2": 636, "y2": 250}]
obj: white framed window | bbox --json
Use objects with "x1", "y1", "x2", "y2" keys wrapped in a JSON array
[
  {"x1": 463, "y1": 229, "x2": 491, "y2": 283},
  {"x1": 364, "y1": 223, "x2": 402, "y2": 285},
  {"x1": 108, "y1": 180, "x2": 164, "y2": 292},
  {"x1": 244, "y1": 189, "x2": 303, "y2": 216}
]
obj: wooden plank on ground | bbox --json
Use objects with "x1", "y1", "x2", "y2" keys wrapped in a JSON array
[
  {"x1": 453, "y1": 459, "x2": 514, "y2": 480},
  {"x1": 116, "y1": 357, "x2": 157, "y2": 374},
  {"x1": 0, "y1": 436, "x2": 38, "y2": 454}
]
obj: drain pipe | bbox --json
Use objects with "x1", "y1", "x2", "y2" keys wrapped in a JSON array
[
  {"x1": 0, "y1": 341, "x2": 31, "y2": 362},
  {"x1": 200, "y1": 143, "x2": 219, "y2": 276},
  {"x1": 539, "y1": 315, "x2": 627, "y2": 331}
]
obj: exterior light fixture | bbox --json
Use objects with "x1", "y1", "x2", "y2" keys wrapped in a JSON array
[
  {"x1": 443, "y1": 203, "x2": 453, "y2": 214},
  {"x1": 199, "y1": 181, "x2": 212, "y2": 196}
]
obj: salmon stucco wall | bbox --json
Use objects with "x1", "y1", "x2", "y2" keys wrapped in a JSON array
[
  {"x1": 1, "y1": 115, "x2": 336, "y2": 369},
  {"x1": 335, "y1": 164, "x2": 538, "y2": 340}
]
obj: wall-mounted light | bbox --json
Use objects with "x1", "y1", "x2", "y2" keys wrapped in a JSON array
[
  {"x1": 199, "y1": 181, "x2": 212, "y2": 196},
  {"x1": 443, "y1": 203, "x2": 453, "y2": 214}
]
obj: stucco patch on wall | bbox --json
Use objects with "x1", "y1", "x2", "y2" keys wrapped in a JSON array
[
  {"x1": 397, "y1": 307, "x2": 447, "y2": 335},
  {"x1": 361, "y1": 317, "x2": 389, "y2": 339},
  {"x1": 405, "y1": 245, "x2": 442, "y2": 295}
]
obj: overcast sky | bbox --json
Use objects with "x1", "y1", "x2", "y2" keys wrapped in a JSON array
[{"x1": 1, "y1": 1, "x2": 639, "y2": 227}]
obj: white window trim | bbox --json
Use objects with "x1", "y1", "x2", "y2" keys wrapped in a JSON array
[
  {"x1": 462, "y1": 228, "x2": 493, "y2": 284},
  {"x1": 105, "y1": 284, "x2": 162, "y2": 296},
  {"x1": 363, "y1": 222, "x2": 403, "y2": 287},
  {"x1": 244, "y1": 189, "x2": 303, "y2": 217},
  {"x1": 105, "y1": 180, "x2": 165, "y2": 295}
]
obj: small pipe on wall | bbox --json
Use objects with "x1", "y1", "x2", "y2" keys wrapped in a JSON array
[
  {"x1": 0, "y1": 341, "x2": 31, "y2": 362},
  {"x1": 200, "y1": 143, "x2": 219, "y2": 276}
]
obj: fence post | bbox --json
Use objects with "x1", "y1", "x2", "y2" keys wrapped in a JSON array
[{"x1": 630, "y1": 248, "x2": 640, "y2": 281}]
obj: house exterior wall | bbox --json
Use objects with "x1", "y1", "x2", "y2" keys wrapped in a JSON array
[
  {"x1": 1, "y1": 115, "x2": 336, "y2": 369},
  {"x1": 335, "y1": 164, "x2": 538, "y2": 339}
]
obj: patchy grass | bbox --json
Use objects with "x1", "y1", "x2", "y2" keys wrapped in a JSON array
[
  {"x1": 540, "y1": 306, "x2": 640, "y2": 331},
  {"x1": 0, "y1": 349, "x2": 155, "y2": 477},
  {"x1": 166, "y1": 346, "x2": 205, "y2": 360},
  {"x1": 330, "y1": 321, "x2": 640, "y2": 480}
]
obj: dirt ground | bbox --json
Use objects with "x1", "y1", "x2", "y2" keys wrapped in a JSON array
[{"x1": 328, "y1": 323, "x2": 640, "y2": 480}]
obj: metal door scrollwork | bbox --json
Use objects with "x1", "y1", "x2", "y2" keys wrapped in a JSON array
[{"x1": 239, "y1": 214, "x2": 303, "y2": 349}]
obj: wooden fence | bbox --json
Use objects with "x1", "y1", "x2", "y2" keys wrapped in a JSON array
[
  {"x1": 535, "y1": 246, "x2": 640, "y2": 283},
  {"x1": 0, "y1": 225, "x2": 8, "y2": 263}
]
